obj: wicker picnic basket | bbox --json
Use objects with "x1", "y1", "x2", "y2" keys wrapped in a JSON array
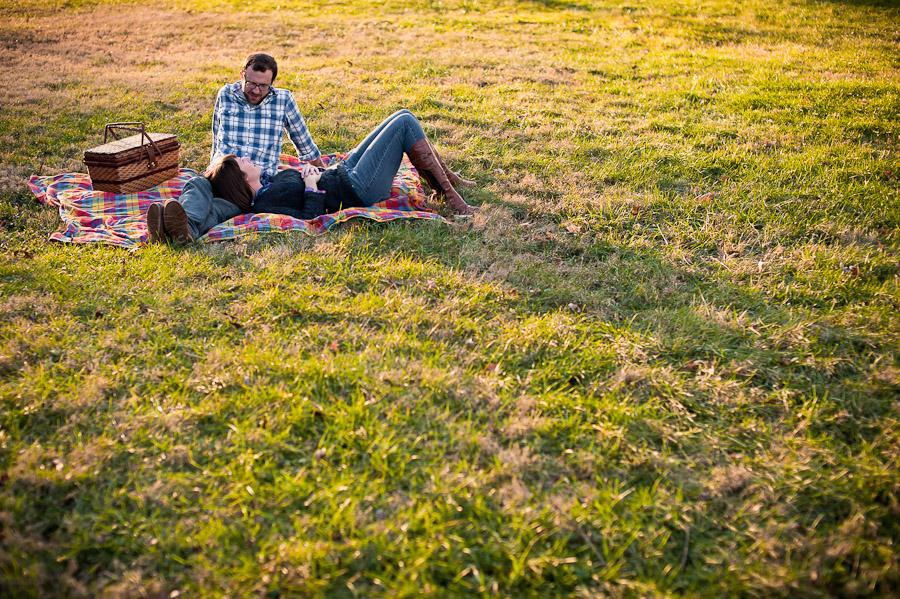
[{"x1": 83, "y1": 122, "x2": 180, "y2": 194}]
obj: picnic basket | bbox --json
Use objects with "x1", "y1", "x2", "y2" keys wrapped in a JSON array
[{"x1": 83, "y1": 122, "x2": 180, "y2": 194}]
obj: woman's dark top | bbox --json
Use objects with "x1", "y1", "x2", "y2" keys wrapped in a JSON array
[{"x1": 251, "y1": 164, "x2": 363, "y2": 219}]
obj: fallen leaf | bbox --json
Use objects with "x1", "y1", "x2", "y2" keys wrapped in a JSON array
[
  {"x1": 311, "y1": 401, "x2": 325, "y2": 419},
  {"x1": 695, "y1": 192, "x2": 715, "y2": 204}
]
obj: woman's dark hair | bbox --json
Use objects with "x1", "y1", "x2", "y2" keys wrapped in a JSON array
[
  {"x1": 244, "y1": 53, "x2": 278, "y2": 81},
  {"x1": 205, "y1": 155, "x2": 253, "y2": 211}
]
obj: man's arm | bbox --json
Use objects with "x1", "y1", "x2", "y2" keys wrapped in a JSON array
[
  {"x1": 283, "y1": 91, "x2": 322, "y2": 163},
  {"x1": 210, "y1": 89, "x2": 223, "y2": 164}
]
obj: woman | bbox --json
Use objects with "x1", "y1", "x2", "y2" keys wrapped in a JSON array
[{"x1": 205, "y1": 109, "x2": 478, "y2": 218}]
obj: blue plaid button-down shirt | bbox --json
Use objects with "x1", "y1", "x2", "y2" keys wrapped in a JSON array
[{"x1": 210, "y1": 82, "x2": 321, "y2": 177}]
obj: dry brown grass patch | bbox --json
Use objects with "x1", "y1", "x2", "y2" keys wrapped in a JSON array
[{"x1": 709, "y1": 464, "x2": 754, "y2": 498}]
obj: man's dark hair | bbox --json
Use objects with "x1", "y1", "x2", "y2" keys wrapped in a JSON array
[{"x1": 244, "y1": 53, "x2": 278, "y2": 81}]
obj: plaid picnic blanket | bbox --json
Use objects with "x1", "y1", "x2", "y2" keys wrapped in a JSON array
[{"x1": 27, "y1": 153, "x2": 445, "y2": 247}]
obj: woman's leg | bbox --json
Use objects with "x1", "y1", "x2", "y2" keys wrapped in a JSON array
[
  {"x1": 406, "y1": 139, "x2": 478, "y2": 214},
  {"x1": 342, "y1": 109, "x2": 415, "y2": 170},
  {"x1": 345, "y1": 111, "x2": 427, "y2": 206},
  {"x1": 428, "y1": 140, "x2": 477, "y2": 188}
]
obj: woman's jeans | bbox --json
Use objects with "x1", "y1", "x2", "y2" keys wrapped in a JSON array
[
  {"x1": 343, "y1": 109, "x2": 426, "y2": 206},
  {"x1": 177, "y1": 176, "x2": 241, "y2": 239}
]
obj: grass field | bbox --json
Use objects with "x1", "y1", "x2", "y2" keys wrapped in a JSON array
[{"x1": 1, "y1": 0, "x2": 899, "y2": 597}]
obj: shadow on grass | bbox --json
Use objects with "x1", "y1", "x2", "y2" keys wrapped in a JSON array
[
  {"x1": 814, "y1": 0, "x2": 900, "y2": 8},
  {"x1": 3, "y1": 212, "x2": 898, "y2": 596}
]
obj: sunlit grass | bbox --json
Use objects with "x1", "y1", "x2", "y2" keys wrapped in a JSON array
[{"x1": 1, "y1": 0, "x2": 899, "y2": 597}]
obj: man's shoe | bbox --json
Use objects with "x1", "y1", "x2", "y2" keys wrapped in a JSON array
[
  {"x1": 146, "y1": 202, "x2": 166, "y2": 243},
  {"x1": 163, "y1": 200, "x2": 193, "y2": 245}
]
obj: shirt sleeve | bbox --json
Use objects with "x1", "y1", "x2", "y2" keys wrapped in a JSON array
[
  {"x1": 300, "y1": 189, "x2": 326, "y2": 220},
  {"x1": 283, "y1": 91, "x2": 321, "y2": 162},
  {"x1": 210, "y1": 88, "x2": 224, "y2": 164}
]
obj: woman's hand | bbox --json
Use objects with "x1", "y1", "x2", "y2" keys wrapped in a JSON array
[
  {"x1": 300, "y1": 164, "x2": 322, "y2": 189},
  {"x1": 298, "y1": 164, "x2": 319, "y2": 178}
]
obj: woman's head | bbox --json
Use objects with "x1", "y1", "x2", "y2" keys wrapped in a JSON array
[{"x1": 205, "y1": 154, "x2": 254, "y2": 211}]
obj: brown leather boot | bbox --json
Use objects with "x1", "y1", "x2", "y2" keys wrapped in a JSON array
[
  {"x1": 429, "y1": 141, "x2": 476, "y2": 188},
  {"x1": 146, "y1": 202, "x2": 166, "y2": 243},
  {"x1": 163, "y1": 199, "x2": 193, "y2": 245},
  {"x1": 407, "y1": 139, "x2": 478, "y2": 214}
]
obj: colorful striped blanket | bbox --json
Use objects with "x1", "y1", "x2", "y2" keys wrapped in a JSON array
[{"x1": 27, "y1": 153, "x2": 445, "y2": 247}]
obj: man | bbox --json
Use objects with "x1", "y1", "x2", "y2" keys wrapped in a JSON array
[
  {"x1": 148, "y1": 53, "x2": 324, "y2": 244},
  {"x1": 210, "y1": 52, "x2": 325, "y2": 175}
]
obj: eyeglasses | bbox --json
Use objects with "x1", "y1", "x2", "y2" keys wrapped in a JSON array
[{"x1": 242, "y1": 79, "x2": 271, "y2": 93}]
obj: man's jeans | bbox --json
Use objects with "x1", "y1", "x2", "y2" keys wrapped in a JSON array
[{"x1": 343, "y1": 109, "x2": 426, "y2": 206}]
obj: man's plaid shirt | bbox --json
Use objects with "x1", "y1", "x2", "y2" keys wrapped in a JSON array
[{"x1": 211, "y1": 82, "x2": 321, "y2": 177}]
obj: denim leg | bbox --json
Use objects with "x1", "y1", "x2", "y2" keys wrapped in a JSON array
[
  {"x1": 345, "y1": 112, "x2": 426, "y2": 206},
  {"x1": 178, "y1": 176, "x2": 242, "y2": 239},
  {"x1": 343, "y1": 109, "x2": 415, "y2": 170}
]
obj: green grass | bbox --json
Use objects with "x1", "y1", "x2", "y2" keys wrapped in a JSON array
[{"x1": 2, "y1": 0, "x2": 900, "y2": 597}]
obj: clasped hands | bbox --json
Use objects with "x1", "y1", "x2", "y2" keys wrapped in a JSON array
[{"x1": 298, "y1": 164, "x2": 322, "y2": 189}]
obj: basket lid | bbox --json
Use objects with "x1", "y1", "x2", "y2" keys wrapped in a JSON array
[{"x1": 84, "y1": 132, "x2": 178, "y2": 157}]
